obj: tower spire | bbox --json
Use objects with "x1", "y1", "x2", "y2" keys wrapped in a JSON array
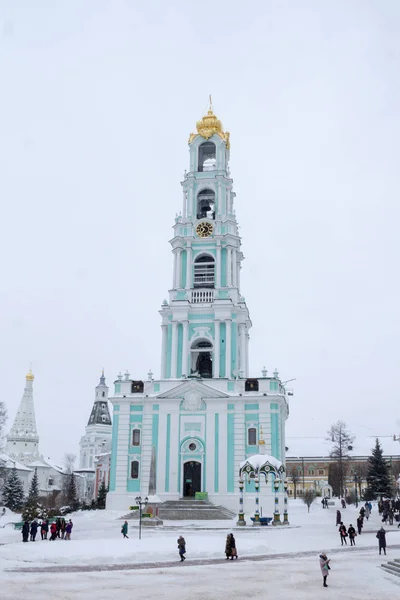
[{"x1": 6, "y1": 370, "x2": 40, "y2": 465}]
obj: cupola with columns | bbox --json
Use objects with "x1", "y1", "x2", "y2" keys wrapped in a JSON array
[{"x1": 160, "y1": 98, "x2": 252, "y2": 381}]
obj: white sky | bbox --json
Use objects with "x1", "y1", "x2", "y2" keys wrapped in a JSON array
[{"x1": 1, "y1": 1, "x2": 400, "y2": 464}]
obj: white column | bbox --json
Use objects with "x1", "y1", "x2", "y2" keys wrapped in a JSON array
[
  {"x1": 239, "y1": 324, "x2": 246, "y2": 376},
  {"x1": 188, "y1": 187, "x2": 194, "y2": 218},
  {"x1": 161, "y1": 324, "x2": 168, "y2": 378},
  {"x1": 182, "y1": 321, "x2": 189, "y2": 377},
  {"x1": 232, "y1": 248, "x2": 237, "y2": 287},
  {"x1": 186, "y1": 245, "x2": 192, "y2": 289},
  {"x1": 176, "y1": 249, "x2": 182, "y2": 288},
  {"x1": 216, "y1": 244, "x2": 221, "y2": 288},
  {"x1": 245, "y1": 333, "x2": 250, "y2": 377},
  {"x1": 214, "y1": 320, "x2": 220, "y2": 378},
  {"x1": 225, "y1": 319, "x2": 231, "y2": 379},
  {"x1": 227, "y1": 247, "x2": 232, "y2": 287},
  {"x1": 182, "y1": 189, "x2": 187, "y2": 219},
  {"x1": 171, "y1": 321, "x2": 178, "y2": 378},
  {"x1": 173, "y1": 251, "x2": 177, "y2": 289}
]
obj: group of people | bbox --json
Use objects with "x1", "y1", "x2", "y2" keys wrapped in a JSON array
[
  {"x1": 22, "y1": 518, "x2": 73, "y2": 542},
  {"x1": 175, "y1": 534, "x2": 238, "y2": 562},
  {"x1": 378, "y1": 498, "x2": 400, "y2": 527}
]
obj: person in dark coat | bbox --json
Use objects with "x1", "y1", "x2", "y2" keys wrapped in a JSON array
[
  {"x1": 41, "y1": 520, "x2": 48, "y2": 540},
  {"x1": 177, "y1": 535, "x2": 186, "y2": 561},
  {"x1": 30, "y1": 520, "x2": 38, "y2": 541},
  {"x1": 348, "y1": 524, "x2": 356, "y2": 546},
  {"x1": 336, "y1": 510, "x2": 341, "y2": 526},
  {"x1": 357, "y1": 515, "x2": 363, "y2": 535},
  {"x1": 338, "y1": 522, "x2": 348, "y2": 545},
  {"x1": 376, "y1": 527, "x2": 387, "y2": 555},
  {"x1": 22, "y1": 521, "x2": 29, "y2": 543},
  {"x1": 121, "y1": 521, "x2": 129, "y2": 539},
  {"x1": 225, "y1": 533, "x2": 238, "y2": 560},
  {"x1": 341, "y1": 498, "x2": 346, "y2": 509}
]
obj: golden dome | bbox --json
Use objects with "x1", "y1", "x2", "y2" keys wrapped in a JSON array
[
  {"x1": 189, "y1": 97, "x2": 230, "y2": 148},
  {"x1": 26, "y1": 369, "x2": 34, "y2": 381}
]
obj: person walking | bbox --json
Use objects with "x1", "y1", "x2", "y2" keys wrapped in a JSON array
[
  {"x1": 348, "y1": 524, "x2": 356, "y2": 546},
  {"x1": 319, "y1": 552, "x2": 331, "y2": 588},
  {"x1": 177, "y1": 535, "x2": 186, "y2": 561},
  {"x1": 376, "y1": 527, "x2": 387, "y2": 556},
  {"x1": 49, "y1": 521, "x2": 57, "y2": 541},
  {"x1": 336, "y1": 510, "x2": 341, "y2": 526},
  {"x1": 22, "y1": 521, "x2": 30, "y2": 543},
  {"x1": 357, "y1": 515, "x2": 363, "y2": 535},
  {"x1": 339, "y1": 522, "x2": 348, "y2": 545},
  {"x1": 225, "y1": 533, "x2": 238, "y2": 560},
  {"x1": 30, "y1": 520, "x2": 38, "y2": 542},
  {"x1": 121, "y1": 521, "x2": 129, "y2": 539},
  {"x1": 364, "y1": 502, "x2": 370, "y2": 520}
]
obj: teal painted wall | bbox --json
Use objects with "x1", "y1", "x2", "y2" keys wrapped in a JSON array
[
  {"x1": 227, "y1": 382, "x2": 235, "y2": 392},
  {"x1": 231, "y1": 321, "x2": 237, "y2": 376},
  {"x1": 245, "y1": 404, "x2": 259, "y2": 411},
  {"x1": 114, "y1": 383, "x2": 121, "y2": 394},
  {"x1": 220, "y1": 321, "x2": 226, "y2": 377},
  {"x1": 271, "y1": 411, "x2": 280, "y2": 459},
  {"x1": 109, "y1": 408, "x2": 120, "y2": 492},
  {"x1": 165, "y1": 414, "x2": 171, "y2": 492},
  {"x1": 227, "y1": 413, "x2": 235, "y2": 492},
  {"x1": 214, "y1": 414, "x2": 219, "y2": 493},
  {"x1": 221, "y1": 248, "x2": 227, "y2": 287},
  {"x1": 181, "y1": 250, "x2": 187, "y2": 288},
  {"x1": 177, "y1": 323, "x2": 183, "y2": 378},
  {"x1": 166, "y1": 324, "x2": 172, "y2": 378}
]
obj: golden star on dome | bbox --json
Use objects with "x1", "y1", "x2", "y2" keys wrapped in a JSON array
[{"x1": 26, "y1": 369, "x2": 34, "y2": 381}]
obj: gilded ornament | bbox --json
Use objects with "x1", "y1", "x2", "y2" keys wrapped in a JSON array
[{"x1": 189, "y1": 105, "x2": 230, "y2": 148}]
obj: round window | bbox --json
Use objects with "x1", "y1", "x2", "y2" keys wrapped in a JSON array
[{"x1": 189, "y1": 442, "x2": 197, "y2": 451}]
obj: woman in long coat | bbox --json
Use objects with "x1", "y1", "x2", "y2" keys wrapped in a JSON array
[
  {"x1": 22, "y1": 521, "x2": 29, "y2": 543},
  {"x1": 336, "y1": 510, "x2": 341, "y2": 526},
  {"x1": 225, "y1": 533, "x2": 238, "y2": 560},
  {"x1": 319, "y1": 552, "x2": 330, "y2": 587}
]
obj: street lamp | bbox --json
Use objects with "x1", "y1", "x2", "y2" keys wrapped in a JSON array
[
  {"x1": 135, "y1": 495, "x2": 148, "y2": 540},
  {"x1": 353, "y1": 474, "x2": 359, "y2": 508}
]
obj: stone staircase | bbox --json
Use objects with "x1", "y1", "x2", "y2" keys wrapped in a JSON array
[
  {"x1": 158, "y1": 499, "x2": 236, "y2": 520},
  {"x1": 381, "y1": 558, "x2": 400, "y2": 578}
]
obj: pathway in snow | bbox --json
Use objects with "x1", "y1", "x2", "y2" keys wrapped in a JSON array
[{"x1": 9, "y1": 543, "x2": 400, "y2": 573}]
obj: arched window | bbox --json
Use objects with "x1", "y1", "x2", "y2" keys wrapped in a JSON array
[
  {"x1": 101, "y1": 415, "x2": 107, "y2": 423},
  {"x1": 132, "y1": 429, "x2": 141, "y2": 446},
  {"x1": 198, "y1": 141, "x2": 216, "y2": 172},
  {"x1": 102, "y1": 391, "x2": 105, "y2": 397},
  {"x1": 196, "y1": 189, "x2": 215, "y2": 220},
  {"x1": 190, "y1": 339, "x2": 213, "y2": 378},
  {"x1": 131, "y1": 460, "x2": 139, "y2": 479},
  {"x1": 194, "y1": 254, "x2": 215, "y2": 288},
  {"x1": 248, "y1": 427, "x2": 257, "y2": 446}
]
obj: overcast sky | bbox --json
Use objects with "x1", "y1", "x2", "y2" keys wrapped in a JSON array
[{"x1": 1, "y1": 1, "x2": 400, "y2": 464}]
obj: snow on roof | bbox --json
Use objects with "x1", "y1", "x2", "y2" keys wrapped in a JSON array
[
  {"x1": 27, "y1": 460, "x2": 51, "y2": 468},
  {"x1": 74, "y1": 468, "x2": 96, "y2": 473},
  {"x1": 0, "y1": 453, "x2": 33, "y2": 472},
  {"x1": 43, "y1": 458, "x2": 66, "y2": 473},
  {"x1": 286, "y1": 435, "x2": 400, "y2": 459},
  {"x1": 240, "y1": 453, "x2": 283, "y2": 472}
]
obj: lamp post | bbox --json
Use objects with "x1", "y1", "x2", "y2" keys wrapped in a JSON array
[
  {"x1": 237, "y1": 476, "x2": 246, "y2": 526},
  {"x1": 354, "y1": 474, "x2": 359, "y2": 508},
  {"x1": 135, "y1": 495, "x2": 148, "y2": 540},
  {"x1": 253, "y1": 476, "x2": 261, "y2": 526},
  {"x1": 283, "y1": 478, "x2": 289, "y2": 525}
]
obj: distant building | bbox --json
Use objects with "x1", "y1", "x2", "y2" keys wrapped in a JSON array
[
  {"x1": 285, "y1": 436, "x2": 400, "y2": 497},
  {"x1": 78, "y1": 371, "x2": 112, "y2": 501}
]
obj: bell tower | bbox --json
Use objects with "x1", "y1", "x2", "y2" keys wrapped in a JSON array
[{"x1": 160, "y1": 100, "x2": 252, "y2": 380}]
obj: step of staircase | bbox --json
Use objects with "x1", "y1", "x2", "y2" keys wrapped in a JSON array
[
  {"x1": 381, "y1": 559, "x2": 400, "y2": 578},
  {"x1": 158, "y1": 500, "x2": 236, "y2": 521}
]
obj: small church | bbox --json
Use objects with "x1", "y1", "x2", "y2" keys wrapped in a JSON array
[{"x1": 106, "y1": 104, "x2": 289, "y2": 514}]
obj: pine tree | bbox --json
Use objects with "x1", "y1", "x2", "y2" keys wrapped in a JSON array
[
  {"x1": 365, "y1": 439, "x2": 392, "y2": 500},
  {"x1": 2, "y1": 467, "x2": 25, "y2": 511},
  {"x1": 96, "y1": 480, "x2": 108, "y2": 509},
  {"x1": 23, "y1": 468, "x2": 40, "y2": 520},
  {"x1": 65, "y1": 473, "x2": 79, "y2": 511}
]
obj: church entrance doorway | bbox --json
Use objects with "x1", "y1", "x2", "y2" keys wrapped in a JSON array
[{"x1": 183, "y1": 461, "x2": 201, "y2": 497}]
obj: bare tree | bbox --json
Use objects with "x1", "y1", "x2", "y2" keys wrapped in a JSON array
[
  {"x1": 0, "y1": 401, "x2": 8, "y2": 495},
  {"x1": 64, "y1": 453, "x2": 76, "y2": 474},
  {"x1": 327, "y1": 421, "x2": 354, "y2": 499},
  {"x1": 302, "y1": 489, "x2": 316, "y2": 513},
  {"x1": 289, "y1": 467, "x2": 300, "y2": 499}
]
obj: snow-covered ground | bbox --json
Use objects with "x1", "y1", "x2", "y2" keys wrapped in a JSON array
[{"x1": 1, "y1": 500, "x2": 399, "y2": 599}]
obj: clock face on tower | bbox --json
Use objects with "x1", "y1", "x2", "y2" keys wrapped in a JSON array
[{"x1": 196, "y1": 221, "x2": 214, "y2": 238}]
